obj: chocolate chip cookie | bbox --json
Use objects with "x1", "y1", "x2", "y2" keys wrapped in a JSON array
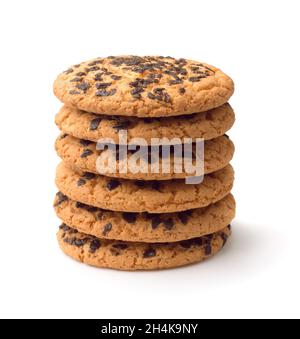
[
  {"x1": 55, "y1": 134, "x2": 234, "y2": 180},
  {"x1": 54, "y1": 192, "x2": 235, "y2": 242},
  {"x1": 53, "y1": 56, "x2": 234, "y2": 117},
  {"x1": 55, "y1": 162, "x2": 234, "y2": 213},
  {"x1": 55, "y1": 103, "x2": 235, "y2": 143},
  {"x1": 57, "y1": 224, "x2": 231, "y2": 270}
]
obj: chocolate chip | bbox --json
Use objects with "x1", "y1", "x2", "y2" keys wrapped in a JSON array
[
  {"x1": 176, "y1": 58, "x2": 186, "y2": 64},
  {"x1": 132, "y1": 93, "x2": 141, "y2": 99},
  {"x1": 122, "y1": 212, "x2": 137, "y2": 224},
  {"x1": 95, "y1": 82, "x2": 112, "y2": 89},
  {"x1": 59, "y1": 223, "x2": 70, "y2": 231},
  {"x1": 89, "y1": 117, "x2": 102, "y2": 130},
  {"x1": 204, "y1": 234, "x2": 213, "y2": 242},
  {"x1": 76, "y1": 202, "x2": 97, "y2": 213},
  {"x1": 76, "y1": 82, "x2": 90, "y2": 92},
  {"x1": 180, "y1": 240, "x2": 192, "y2": 249},
  {"x1": 164, "y1": 70, "x2": 177, "y2": 77},
  {"x1": 193, "y1": 70, "x2": 207, "y2": 76},
  {"x1": 74, "y1": 239, "x2": 86, "y2": 247},
  {"x1": 112, "y1": 243, "x2": 128, "y2": 250},
  {"x1": 80, "y1": 149, "x2": 93, "y2": 158},
  {"x1": 95, "y1": 89, "x2": 116, "y2": 96},
  {"x1": 179, "y1": 88, "x2": 185, "y2": 94},
  {"x1": 75, "y1": 201, "x2": 86, "y2": 209},
  {"x1": 102, "y1": 222, "x2": 112, "y2": 236},
  {"x1": 86, "y1": 66, "x2": 100, "y2": 72},
  {"x1": 220, "y1": 233, "x2": 228, "y2": 247},
  {"x1": 153, "y1": 88, "x2": 165, "y2": 94},
  {"x1": 55, "y1": 192, "x2": 68, "y2": 206},
  {"x1": 87, "y1": 206, "x2": 98, "y2": 213},
  {"x1": 188, "y1": 76, "x2": 205, "y2": 82},
  {"x1": 163, "y1": 218, "x2": 174, "y2": 230},
  {"x1": 112, "y1": 120, "x2": 131, "y2": 132},
  {"x1": 79, "y1": 140, "x2": 92, "y2": 148},
  {"x1": 110, "y1": 249, "x2": 121, "y2": 256},
  {"x1": 143, "y1": 248, "x2": 156, "y2": 258},
  {"x1": 111, "y1": 56, "x2": 143, "y2": 67},
  {"x1": 147, "y1": 92, "x2": 156, "y2": 100},
  {"x1": 141, "y1": 212, "x2": 148, "y2": 219},
  {"x1": 129, "y1": 80, "x2": 139, "y2": 87},
  {"x1": 89, "y1": 239, "x2": 101, "y2": 253},
  {"x1": 134, "y1": 180, "x2": 146, "y2": 187},
  {"x1": 204, "y1": 244, "x2": 212, "y2": 256},
  {"x1": 76, "y1": 72, "x2": 86, "y2": 76},
  {"x1": 59, "y1": 133, "x2": 67, "y2": 139},
  {"x1": 148, "y1": 91, "x2": 171, "y2": 103},
  {"x1": 151, "y1": 182, "x2": 161, "y2": 191},
  {"x1": 65, "y1": 68, "x2": 73, "y2": 74},
  {"x1": 111, "y1": 75, "x2": 122, "y2": 80},
  {"x1": 63, "y1": 237, "x2": 75, "y2": 245},
  {"x1": 69, "y1": 228, "x2": 78, "y2": 234},
  {"x1": 82, "y1": 172, "x2": 96, "y2": 180},
  {"x1": 106, "y1": 180, "x2": 120, "y2": 191},
  {"x1": 151, "y1": 216, "x2": 161, "y2": 229},
  {"x1": 203, "y1": 65, "x2": 215, "y2": 73},
  {"x1": 70, "y1": 77, "x2": 82, "y2": 82},
  {"x1": 169, "y1": 79, "x2": 182, "y2": 85},
  {"x1": 163, "y1": 93, "x2": 171, "y2": 103},
  {"x1": 94, "y1": 73, "x2": 103, "y2": 81},
  {"x1": 193, "y1": 238, "x2": 203, "y2": 246},
  {"x1": 178, "y1": 211, "x2": 192, "y2": 225},
  {"x1": 131, "y1": 87, "x2": 144, "y2": 95},
  {"x1": 77, "y1": 178, "x2": 86, "y2": 186},
  {"x1": 88, "y1": 60, "x2": 101, "y2": 66},
  {"x1": 69, "y1": 90, "x2": 80, "y2": 95}
]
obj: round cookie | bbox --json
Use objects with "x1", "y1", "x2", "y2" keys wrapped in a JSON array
[
  {"x1": 57, "y1": 224, "x2": 231, "y2": 271},
  {"x1": 54, "y1": 192, "x2": 235, "y2": 243},
  {"x1": 55, "y1": 134, "x2": 235, "y2": 180},
  {"x1": 55, "y1": 103, "x2": 235, "y2": 143},
  {"x1": 53, "y1": 56, "x2": 234, "y2": 117},
  {"x1": 55, "y1": 162, "x2": 234, "y2": 213}
]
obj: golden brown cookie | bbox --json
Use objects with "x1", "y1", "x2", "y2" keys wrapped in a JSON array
[
  {"x1": 55, "y1": 134, "x2": 234, "y2": 180},
  {"x1": 57, "y1": 224, "x2": 231, "y2": 270},
  {"x1": 55, "y1": 103, "x2": 235, "y2": 143},
  {"x1": 53, "y1": 56, "x2": 234, "y2": 117},
  {"x1": 54, "y1": 192, "x2": 235, "y2": 243},
  {"x1": 55, "y1": 162, "x2": 234, "y2": 213}
]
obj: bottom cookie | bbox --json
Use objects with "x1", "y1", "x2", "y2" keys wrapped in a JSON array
[{"x1": 57, "y1": 224, "x2": 231, "y2": 271}]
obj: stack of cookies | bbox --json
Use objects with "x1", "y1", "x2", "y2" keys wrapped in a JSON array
[{"x1": 53, "y1": 56, "x2": 235, "y2": 270}]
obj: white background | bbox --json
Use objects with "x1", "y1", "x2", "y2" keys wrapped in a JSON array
[{"x1": 0, "y1": 0, "x2": 299, "y2": 319}]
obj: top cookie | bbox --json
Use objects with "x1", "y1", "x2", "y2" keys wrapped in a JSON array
[{"x1": 53, "y1": 56, "x2": 234, "y2": 117}]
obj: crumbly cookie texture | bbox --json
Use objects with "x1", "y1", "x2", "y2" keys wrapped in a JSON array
[
  {"x1": 53, "y1": 56, "x2": 234, "y2": 117},
  {"x1": 55, "y1": 134, "x2": 234, "y2": 180},
  {"x1": 55, "y1": 103, "x2": 235, "y2": 143},
  {"x1": 54, "y1": 192, "x2": 235, "y2": 243},
  {"x1": 57, "y1": 224, "x2": 231, "y2": 270},
  {"x1": 55, "y1": 162, "x2": 234, "y2": 213}
]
